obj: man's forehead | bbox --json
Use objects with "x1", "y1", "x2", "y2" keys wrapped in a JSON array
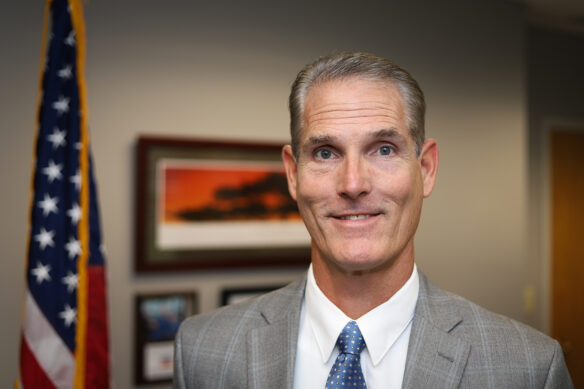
[
  {"x1": 304, "y1": 78, "x2": 404, "y2": 118},
  {"x1": 300, "y1": 78, "x2": 408, "y2": 139}
]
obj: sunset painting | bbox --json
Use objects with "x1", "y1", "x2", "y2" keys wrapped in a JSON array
[
  {"x1": 155, "y1": 159, "x2": 309, "y2": 250},
  {"x1": 160, "y1": 162, "x2": 300, "y2": 223}
]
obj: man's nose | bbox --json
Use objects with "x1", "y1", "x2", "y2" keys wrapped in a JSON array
[{"x1": 336, "y1": 153, "x2": 372, "y2": 199}]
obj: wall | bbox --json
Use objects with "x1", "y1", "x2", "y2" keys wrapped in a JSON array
[
  {"x1": 527, "y1": 27, "x2": 584, "y2": 333},
  {"x1": 1, "y1": 1, "x2": 529, "y2": 387}
]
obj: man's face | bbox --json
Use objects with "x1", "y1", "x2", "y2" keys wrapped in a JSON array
[{"x1": 282, "y1": 77, "x2": 438, "y2": 274}]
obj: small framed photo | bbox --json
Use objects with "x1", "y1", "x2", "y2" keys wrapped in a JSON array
[
  {"x1": 221, "y1": 285, "x2": 284, "y2": 306},
  {"x1": 135, "y1": 136, "x2": 311, "y2": 273},
  {"x1": 134, "y1": 292, "x2": 197, "y2": 385}
]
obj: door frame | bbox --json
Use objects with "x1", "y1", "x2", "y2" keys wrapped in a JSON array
[{"x1": 535, "y1": 118, "x2": 584, "y2": 334}]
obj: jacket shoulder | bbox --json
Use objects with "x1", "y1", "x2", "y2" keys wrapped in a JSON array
[
  {"x1": 414, "y1": 273, "x2": 572, "y2": 387},
  {"x1": 174, "y1": 277, "x2": 305, "y2": 388},
  {"x1": 419, "y1": 274, "x2": 556, "y2": 349}
]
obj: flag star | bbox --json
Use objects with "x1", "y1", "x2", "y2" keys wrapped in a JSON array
[
  {"x1": 70, "y1": 169, "x2": 81, "y2": 191},
  {"x1": 65, "y1": 237, "x2": 82, "y2": 259},
  {"x1": 57, "y1": 65, "x2": 72, "y2": 80},
  {"x1": 75, "y1": 142, "x2": 82, "y2": 150},
  {"x1": 65, "y1": 30, "x2": 75, "y2": 46},
  {"x1": 42, "y1": 160, "x2": 63, "y2": 183},
  {"x1": 31, "y1": 262, "x2": 52, "y2": 284},
  {"x1": 37, "y1": 193, "x2": 59, "y2": 216},
  {"x1": 47, "y1": 127, "x2": 67, "y2": 149},
  {"x1": 59, "y1": 304, "x2": 76, "y2": 327},
  {"x1": 34, "y1": 227, "x2": 55, "y2": 250},
  {"x1": 52, "y1": 95, "x2": 70, "y2": 115},
  {"x1": 67, "y1": 203, "x2": 81, "y2": 225},
  {"x1": 62, "y1": 271, "x2": 78, "y2": 292}
]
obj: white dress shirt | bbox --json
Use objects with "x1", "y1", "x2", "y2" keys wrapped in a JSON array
[{"x1": 293, "y1": 264, "x2": 419, "y2": 389}]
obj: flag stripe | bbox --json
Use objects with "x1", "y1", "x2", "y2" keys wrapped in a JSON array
[
  {"x1": 22, "y1": 292, "x2": 74, "y2": 388},
  {"x1": 85, "y1": 266, "x2": 110, "y2": 388},
  {"x1": 20, "y1": 337, "x2": 57, "y2": 389}
]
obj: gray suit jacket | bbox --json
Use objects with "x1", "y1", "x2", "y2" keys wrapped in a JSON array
[{"x1": 174, "y1": 273, "x2": 573, "y2": 388}]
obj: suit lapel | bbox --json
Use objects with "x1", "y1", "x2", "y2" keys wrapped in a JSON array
[
  {"x1": 402, "y1": 273, "x2": 470, "y2": 388},
  {"x1": 242, "y1": 272, "x2": 472, "y2": 388},
  {"x1": 247, "y1": 278, "x2": 305, "y2": 389}
]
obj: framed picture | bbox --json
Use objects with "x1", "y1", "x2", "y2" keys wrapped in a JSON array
[
  {"x1": 135, "y1": 136, "x2": 311, "y2": 272},
  {"x1": 221, "y1": 285, "x2": 284, "y2": 306},
  {"x1": 134, "y1": 292, "x2": 197, "y2": 385}
]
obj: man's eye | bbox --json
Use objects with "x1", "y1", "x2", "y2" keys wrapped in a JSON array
[
  {"x1": 315, "y1": 149, "x2": 333, "y2": 159},
  {"x1": 378, "y1": 145, "x2": 394, "y2": 156}
]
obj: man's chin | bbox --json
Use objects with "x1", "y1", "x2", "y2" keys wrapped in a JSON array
[{"x1": 329, "y1": 252, "x2": 393, "y2": 274}]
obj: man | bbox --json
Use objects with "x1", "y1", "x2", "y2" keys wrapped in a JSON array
[{"x1": 174, "y1": 52, "x2": 572, "y2": 388}]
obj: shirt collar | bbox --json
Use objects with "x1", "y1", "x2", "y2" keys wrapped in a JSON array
[{"x1": 305, "y1": 264, "x2": 419, "y2": 366}]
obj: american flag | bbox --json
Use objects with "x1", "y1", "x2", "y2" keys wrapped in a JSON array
[{"x1": 19, "y1": 0, "x2": 110, "y2": 388}]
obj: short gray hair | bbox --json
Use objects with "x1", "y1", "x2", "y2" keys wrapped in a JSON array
[{"x1": 289, "y1": 52, "x2": 426, "y2": 157}]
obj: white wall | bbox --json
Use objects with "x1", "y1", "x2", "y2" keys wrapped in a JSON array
[{"x1": 1, "y1": 1, "x2": 530, "y2": 387}]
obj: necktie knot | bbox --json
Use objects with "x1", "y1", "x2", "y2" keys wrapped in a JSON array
[
  {"x1": 326, "y1": 321, "x2": 367, "y2": 388},
  {"x1": 337, "y1": 321, "x2": 366, "y2": 355}
]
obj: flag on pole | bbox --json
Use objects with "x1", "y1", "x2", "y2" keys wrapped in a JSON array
[{"x1": 19, "y1": 0, "x2": 110, "y2": 388}]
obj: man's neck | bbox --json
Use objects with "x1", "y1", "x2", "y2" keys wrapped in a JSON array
[{"x1": 311, "y1": 248, "x2": 415, "y2": 319}]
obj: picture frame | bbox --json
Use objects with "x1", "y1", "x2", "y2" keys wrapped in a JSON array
[
  {"x1": 220, "y1": 285, "x2": 284, "y2": 306},
  {"x1": 134, "y1": 292, "x2": 197, "y2": 385},
  {"x1": 135, "y1": 136, "x2": 311, "y2": 272}
]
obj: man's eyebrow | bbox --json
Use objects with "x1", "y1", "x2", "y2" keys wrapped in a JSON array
[
  {"x1": 303, "y1": 128, "x2": 406, "y2": 150},
  {"x1": 305, "y1": 135, "x2": 334, "y2": 146},
  {"x1": 372, "y1": 128, "x2": 402, "y2": 139}
]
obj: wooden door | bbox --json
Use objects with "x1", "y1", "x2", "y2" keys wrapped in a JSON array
[{"x1": 551, "y1": 128, "x2": 584, "y2": 386}]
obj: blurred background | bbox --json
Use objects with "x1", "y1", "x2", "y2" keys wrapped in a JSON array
[{"x1": 2, "y1": 0, "x2": 583, "y2": 387}]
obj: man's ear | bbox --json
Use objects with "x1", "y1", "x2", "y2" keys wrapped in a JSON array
[
  {"x1": 419, "y1": 139, "x2": 439, "y2": 198},
  {"x1": 282, "y1": 145, "x2": 298, "y2": 201}
]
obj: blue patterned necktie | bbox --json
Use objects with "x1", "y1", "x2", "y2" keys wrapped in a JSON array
[{"x1": 326, "y1": 321, "x2": 367, "y2": 389}]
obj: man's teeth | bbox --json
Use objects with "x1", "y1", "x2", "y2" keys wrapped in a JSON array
[{"x1": 340, "y1": 214, "x2": 372, "y2": 220}]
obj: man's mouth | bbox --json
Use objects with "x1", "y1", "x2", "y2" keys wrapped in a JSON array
[{"x1": 334, "y1": 213, "x2": 381, "y2": 221}]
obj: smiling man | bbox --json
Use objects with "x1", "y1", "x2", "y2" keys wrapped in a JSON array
[{"x1": 174, "y1": 52, "x2": 572, "y2": 388}]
